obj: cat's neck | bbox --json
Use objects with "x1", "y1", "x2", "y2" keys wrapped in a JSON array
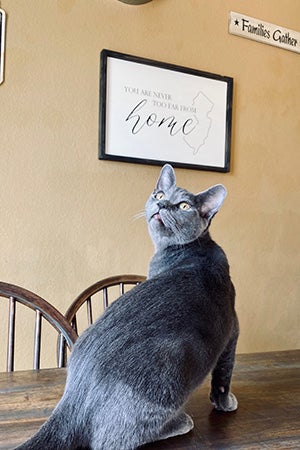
[{"x1": 148, "y1": 233, "x2": 216, "y2": 279}]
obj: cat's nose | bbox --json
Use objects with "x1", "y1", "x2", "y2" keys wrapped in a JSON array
[{"x1": 157, "y1": 201, "x2": 167, "y2": 209}]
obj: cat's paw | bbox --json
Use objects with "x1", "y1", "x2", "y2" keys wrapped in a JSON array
[
  {"x1": 157, "y1": 412, "x2": 194, "y2": 441},
  {"x1": 179, "y1": 413, "x2": 194, "y2": 435},
  {"x1": 210, "y1": 391, "x2": 238, "y2": 412}
]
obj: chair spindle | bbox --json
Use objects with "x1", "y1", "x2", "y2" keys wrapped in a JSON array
[
  {"x1": 87, "y1": 297, "x2": 93, "y2": 325},
  {"x1": 119, "y1": 283, "x2": 125, "y2": 295},
  {"x1": 103, "y1": 288, "x2": 108, "y2": 310},
  {"x1": 7, "y1": 296, "x2": 16, "y2": 372},
  {"x1": 33, "y1": 310, "x2": 42, "y2": 370},
  {"x1": 58, "y1": 334, "x2": 66, "y2": 368}
]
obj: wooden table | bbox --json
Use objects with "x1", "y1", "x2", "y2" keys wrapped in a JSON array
[{"x1": 0, "y1": 351, "x2": 299, "y2": 449}]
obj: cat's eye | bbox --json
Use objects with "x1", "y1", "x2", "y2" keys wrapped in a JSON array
[
  {"x1": 154, "y1": 191, "x2": 165, "y2": 200},
  {"x1": 179, "y1": 202, "x2": 191, "y2": 211}
]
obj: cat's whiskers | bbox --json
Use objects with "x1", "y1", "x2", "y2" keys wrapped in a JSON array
[{"x1": 132, "y1": 210, "x2": 146, "y2": 222}]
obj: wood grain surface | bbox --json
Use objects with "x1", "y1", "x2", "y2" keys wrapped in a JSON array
[{"x1": 0, "y1": 351, "x2": 299, "y2": 449}]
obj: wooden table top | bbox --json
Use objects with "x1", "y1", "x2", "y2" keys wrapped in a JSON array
[{"x1": 0, "y1": 350, "x2": 299, "y2": 449}]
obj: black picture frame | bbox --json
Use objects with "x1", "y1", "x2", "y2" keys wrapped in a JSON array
[
  {"x1": 99, "y1": 49, "x2": 233, "y2": 172},
  {"x1": 0, "y1": 8, "x2": 6, "y2": 84}
]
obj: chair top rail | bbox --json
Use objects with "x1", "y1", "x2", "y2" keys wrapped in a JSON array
[
  {"x1": 0, "y1": 282, "x2": 78, "y2": 349},
  {"x1": 65, "y1": 274, "x2": 146, "y2": 322}
]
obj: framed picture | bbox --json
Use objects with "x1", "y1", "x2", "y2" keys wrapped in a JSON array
[
  {"x1": 99, "y1": 50, "x2": 233, "y2": 172},
  {"x1": 0, "y1": 8, "x2": 6, "y2": 85}
]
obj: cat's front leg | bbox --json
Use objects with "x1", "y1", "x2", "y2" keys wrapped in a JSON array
[
  {"x1": 210, "y1": 389, "x2": 238, "y2": 412},
  {"x1": 209, "y1": 324, "x2": 239, "y2": 412}
]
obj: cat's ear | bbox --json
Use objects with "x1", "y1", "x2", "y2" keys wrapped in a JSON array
[
  {"x1": 156, "y1": 164, "x2": 176, "y2": 191},
  {"x1": 196, "y1": 184, "x2": 227, "y2": 220}
]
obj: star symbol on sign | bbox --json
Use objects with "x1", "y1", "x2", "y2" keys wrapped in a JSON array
[{"x1": 234, "y1": 19, "x2": 239, "y2": 26}]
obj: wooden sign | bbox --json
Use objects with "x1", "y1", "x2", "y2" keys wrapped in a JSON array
[
  {"x1": 229, "y1": 11, "x2": 300, "y2": 54},
  {"x1": 0, "y1": 8, "x2": 6, "y2": 84}
]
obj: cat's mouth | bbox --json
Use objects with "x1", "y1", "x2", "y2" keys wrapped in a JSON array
[{"x1": 152, "y1": 212, "x2": 164, "y2": 224}]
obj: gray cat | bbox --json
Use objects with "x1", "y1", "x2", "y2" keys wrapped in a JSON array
[{"x1": 16, "y1": 164, "x2": 239, "y2": 450}]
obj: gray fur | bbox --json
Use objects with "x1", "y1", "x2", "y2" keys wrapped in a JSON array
[{"x1": 16, "y1": 164, "x2": 238, "y2": 450}]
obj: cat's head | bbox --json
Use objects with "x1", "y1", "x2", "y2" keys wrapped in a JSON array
[{"x1": 145, "y1": 164, "x2": 227, "y2": 251}]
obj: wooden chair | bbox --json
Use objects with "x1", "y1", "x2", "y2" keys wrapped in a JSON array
[
  {"x1": 64, "y1": 274, "x2": 146, "y2": 335},
  {"x1": 0, "y1": 282, "x2": 78, "y2": 372},
  {"x1": 57, "y1": 274, "x2": 145, "y2": 366}
]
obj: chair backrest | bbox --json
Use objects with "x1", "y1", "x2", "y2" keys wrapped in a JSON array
[
  {"x1": 65, "y1": 274, "x2": 146, "y2": 335},
  {"x1": 0, "y1": 282, "x2": 78, "y2": 372}
]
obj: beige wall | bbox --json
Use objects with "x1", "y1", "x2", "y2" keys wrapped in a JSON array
[{"x1": 0, "y1": 0, "x2": 299, "y2": 369}]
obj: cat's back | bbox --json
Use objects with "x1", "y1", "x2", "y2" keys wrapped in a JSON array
[{"x1": 73, "y1": 239, "x2": 234, "y2": 357}]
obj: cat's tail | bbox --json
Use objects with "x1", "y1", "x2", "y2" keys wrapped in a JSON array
[{"x1": 14, "y1": 402, "x2": 82, "y2": 450}]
